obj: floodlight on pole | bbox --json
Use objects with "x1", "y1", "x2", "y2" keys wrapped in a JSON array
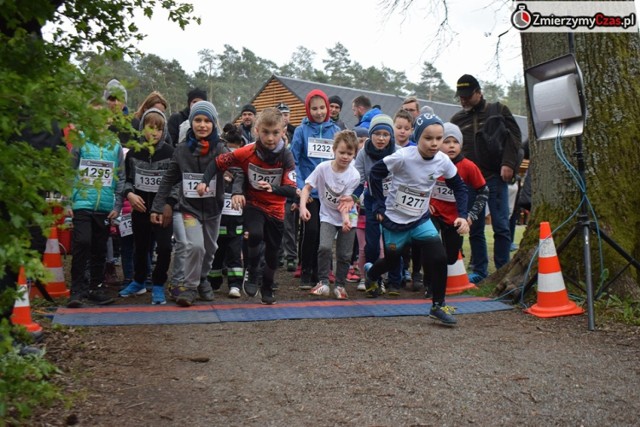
[
  {"x1": 522, "y1": 50, "x2": 640, "y2": 331},
  {"x1": 524, "y1": 54, "x2": 586, "y2": 141}
]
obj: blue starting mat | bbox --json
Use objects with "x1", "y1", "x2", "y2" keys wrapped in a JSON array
[{"x1": 52, "y1": 296, "x2": 513, "y2": 327}]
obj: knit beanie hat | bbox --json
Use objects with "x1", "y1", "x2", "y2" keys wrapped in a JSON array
[
  {"x1": 189, "y1": 101, "x2": 218, "y2": 127},
  {"x1": 187, "y1": 88, "x2": 207, "y2": 104},
  {"x1": 369, "y1": 114, "x2": 394, "y2": 139},
  {"x1": 412, "y1": 113, "x2": 444, "y2": 142},
  {"x1": 139, "y1": 108, "x2": 168, "y2": 143},
  {"x1": 328, "y1": 95, "x2": 343, "y2": 108},
  {"x1": 104, "y1": 79, "x2": 128, "y2": 104},
  {"x1": 241, "y1": 104, "x2": 257, "y2": 115},
  {"x1": 353, "y1": 126, "x2": 369, "y2": 138},
  {"x1": 443, "y1": 122, "x2": 463, "y2": 148},
  {"x1": 420, "y1": 105, "x2": 435, "y2": 115}
]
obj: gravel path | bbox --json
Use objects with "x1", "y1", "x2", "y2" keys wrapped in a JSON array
[{"x1": 35, "y1": 304, "x2": 640, "y2": 427}]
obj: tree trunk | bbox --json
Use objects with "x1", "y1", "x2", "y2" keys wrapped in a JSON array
[{"x1": 495, "y1": 31, "x2": 640, "y2": 301}]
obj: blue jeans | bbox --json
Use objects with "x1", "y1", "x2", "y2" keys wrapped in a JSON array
[{"x1": 468, "y1": 176, "x2": 511, "y2": 277}]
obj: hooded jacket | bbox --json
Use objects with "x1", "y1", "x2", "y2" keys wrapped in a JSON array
[
  {"x1": 71, "y1": 136, "x2": 125, "y2": 214},
  {"x1": 290, "y1": 89, "x2": 341, "y2": 198},
  {"x1": 355, "y1": 106, "x2": 383, "y2": 129},
  {"x1": 123, "y1": 108, "x2": 175, "y2": 210}
]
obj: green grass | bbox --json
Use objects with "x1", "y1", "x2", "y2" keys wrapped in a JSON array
[{"x1": 461, "y1": 224, "x2": 526, "y2": 275}]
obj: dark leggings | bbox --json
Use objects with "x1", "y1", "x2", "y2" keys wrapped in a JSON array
[
  {"x1": 368, "y1": 238, "x2": 447, "y2": 304},
  {"x1": 243, "y1": 206, "x2": 284, "y2": 287}
]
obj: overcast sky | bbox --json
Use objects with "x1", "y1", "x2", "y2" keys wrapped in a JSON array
[{"x1": 133, "y1": 0, "x2": 527, "y2": 88}]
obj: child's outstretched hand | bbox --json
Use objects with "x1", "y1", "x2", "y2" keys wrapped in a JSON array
[
  {"x1": 337, "y1": 195, "x2": 354, "y2": 214},
  {"x1": 231, "y1": 194, "x2": 246, "y2": 210},
  {"x1": 454, "y1": 217, "x2": 469, "y2": 235},
  {"x1": 341, "y1": 218, "x2": 352, "y2": 233},
  {"x1": 256, "y1": 181, "x2": 272, "y2": 192},
  {"x1": 299, "y1": 207, "x2": 311, "y2": 222},
  {"x1": 196, "y1": 182, "x2": 208, "y2": 196}
]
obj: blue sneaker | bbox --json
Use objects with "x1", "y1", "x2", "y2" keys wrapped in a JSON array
[
  {"x1": 429, "y1": 304, "x2": 457, "y2": 325},
  {"x1": 468, "y1": 272, "x2": 486, "y2": 284},
  {"x1": 363, "y1": 263, "x2": 380, "y2": 298},
  {"x1": 151, "y1": 285, "x2": 166, "y2": 305},
  {"x1": 119, "y1": 281, "x2": 147, "y2": 297}
]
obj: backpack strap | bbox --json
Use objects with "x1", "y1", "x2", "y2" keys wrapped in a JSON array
[{"x1": 487, "y1": 101, "x2": 501, "y2": 118}]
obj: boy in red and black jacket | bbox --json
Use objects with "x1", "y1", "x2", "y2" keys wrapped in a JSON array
[{"x1": 198, "y1": 107, "x2": 297, "y2": 305}]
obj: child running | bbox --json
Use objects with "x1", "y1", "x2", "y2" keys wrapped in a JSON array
[
  {"x1": 429, "y1": 123, "x2": 488, "y2": 295},
  {"x1": 119, "y1": 108, "x2": 174, "y2": 304},
  {"x1": 365, "y1": 113, "x2": 470, "y2": 325},
  {"x1": 290, "y1": 89, "x2": 341, "y2": 289},
  {"x1": 197, "y1": 107, "x2": 297, "y2": 305},
  {"x1": 150, "y1": 101, "x2": 240, "y2": 307},
  {"x1": 299, "y1": 130, "x2": 360, "y2": 300}
]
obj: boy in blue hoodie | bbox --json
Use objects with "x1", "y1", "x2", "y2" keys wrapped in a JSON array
[{"x1": 289, "y1": 89, "x2": 341, "y2": 289}]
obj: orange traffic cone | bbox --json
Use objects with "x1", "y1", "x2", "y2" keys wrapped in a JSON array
[
  {"x1": 11, "y1": 266, "x2": 43, "y2": 335},
  {"x1": 525, "y1": 222, "x2": 584, "y2": 318},
  {"x1": 32, "y1": 227, "x2": 70, "y2": 299},
  {"x1": 445, "y1": 251, "x2": 476, "y2": 295}
]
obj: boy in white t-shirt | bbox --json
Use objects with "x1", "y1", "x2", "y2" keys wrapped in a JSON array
[
  {"x1": 365, "y1": 113, "x2": 470, "y2": 325},
  {"x1": 299, "y1": 130, "x2": 360, "y2": 299}
]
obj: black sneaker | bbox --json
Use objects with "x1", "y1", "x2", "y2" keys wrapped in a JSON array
[
  {"x1": 86, "y1": 289, "x2": 115, "y2": 305},
  {"x1": 429, "y1": 304, "x2": 457, "y2": 325},
  {"x1": 197, "y1": 283, "x2": 215, "y2": 301},
  {"x1": 261, "y1": 285, "x2": 276, "y2": 305},
  {"x1": 286, "y1": 260, "x2": 296, "y2": 272},
  {"x1": 387, "y1": 283, "x2": 401, "y2": 297},
  {"x1": 424, "y1": 286, "x2": 433, "y2": 299},
  {"x1": 66, "y1": 294, "x2": 84, "y2": 309},
  {"x1": 176, "y1": 288, "x2": 198, "y2": 307},
  {"x1": 243, "y1": 269, "x2": 259, "y2": 297},
  {"x1": 410, "y1": 272, "x2": 424, "y2": 291}
]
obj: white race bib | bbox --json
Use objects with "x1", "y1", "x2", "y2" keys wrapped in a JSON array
[
  {"x1": 306, "y1": 137, "x2": 334, "y2": 159},
  {"x1": 118, "y1": 214, "x2": 133, "y2": 237},
  {"x1": 222, "y1": 193, "x2": 242, "y2": 216},
  {"x1": 78, "y1": 159, "x2": 114, "y2": 186},
  {"x1": 183, "y1": 172, "x2": 215, "y2": 198},
  {"x1": 248, "y1": 164, "x2": 282, "y2": 189},
  {"x1": 432, "y1": 181, "x2": 455, "y2": 202},
  {"x1": 135, "y1": 168, "x2": 164, "y2": 193},
  {"x1": 322, "y1": 185, "x2": 341, "y2": 208},
  {"x1": 394, "y1": 185, "x2": 429, "y2": 215},
  {"x1": 45, "y1": 191, "x2": 64, "y2": 203}
]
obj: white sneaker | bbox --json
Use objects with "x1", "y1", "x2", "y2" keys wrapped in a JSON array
[
  {"x1": 310, "y1": 281, "x2": 331, "y2": 296},
  {"x1": 357, "y1": 279, "x2": 366, "y2": 291},
  {"x1": 334, "y1": 286, "x2": 348, "y2": 300},
  {"x1": 228, "y1": 287, "x2": 241, "y2": 298}
]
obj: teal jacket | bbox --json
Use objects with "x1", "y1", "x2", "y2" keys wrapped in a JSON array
[{"x1": 71, "y1": 139, "x2": 125, "y2": 213}]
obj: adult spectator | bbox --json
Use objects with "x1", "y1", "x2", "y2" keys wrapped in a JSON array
[
  {"x1": 351, "y1": 95, "x2": 382, "y2": 129},
  {"x1": 239, "y1": 104, "x2": 257, "y2": 145},
  {"x1": 328, "y1": 95, "x2": 347, "y2": 130},
  {"x1": 167, "y1": 87, "x2": 207, "y2": 146},
  {"x1": 401, "y1": 96, "x2": 421, "y2": 119},
  {"x1": 450, "y1": 74, "x2": 521, "y2": 283},
  {"x1": 276, "y1": 102, "x2": 296, "y2": 144}
]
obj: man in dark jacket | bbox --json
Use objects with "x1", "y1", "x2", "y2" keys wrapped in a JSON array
[
  {"x1": 450, "y1": 74, "x2": 521, "y2": 284},
  {"x1": 238, "y1": 104, "x2": 257, "y2": 145},
  {"x1": 167, "y1": 88, "x2": 207, "y2": 146}
]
